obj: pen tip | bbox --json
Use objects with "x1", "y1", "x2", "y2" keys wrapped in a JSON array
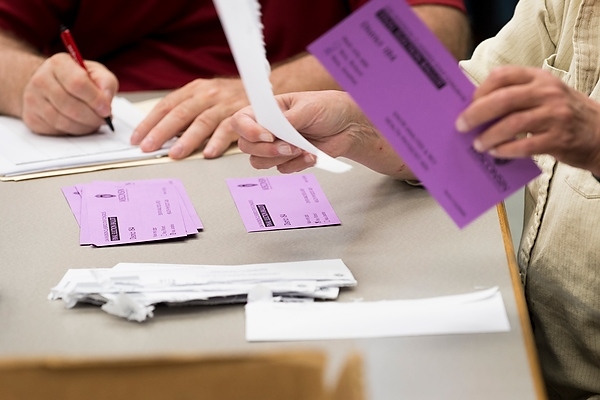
[
  {"x1": 105, "y1": 117, "x2": 115, "y2": 132},
  {"x1": 60, "y1": 24, "x2": 68, "y2": 32}
]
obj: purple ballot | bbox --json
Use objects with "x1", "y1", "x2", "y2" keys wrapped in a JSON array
[
  {"x1": 81, "y1": 180, "x2": 189, "y2": 246},
  {"x1": 61, "y1": 186, "x2": 82, "y2": 226},
  {"x1": 168, "y1": 179, "x2": 204, "y2": 232},
  {"x1": 62, "y1": 179, "x2": 201, "y2": 246},
  {"x1": 308, "y1": 0, "x2": 540, "y2": 228},
  {"x1": 118, "y1": 179, "x2": 203, "y2": 234},
  {"x1": 227, "y1": 174, "x2": 340, "y2": 232}
]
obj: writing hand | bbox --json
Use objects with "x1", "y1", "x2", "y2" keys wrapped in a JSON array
[{"x1": 22, "y1": 53, "x2": 117, "y2": 135}]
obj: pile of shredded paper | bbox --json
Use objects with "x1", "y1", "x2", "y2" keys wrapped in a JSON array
[{"x1": 49, "y1": 259, "x2": 357, "y2": 322}]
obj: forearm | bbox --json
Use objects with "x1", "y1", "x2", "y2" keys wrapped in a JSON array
[
  {"x1": 412, "y1": 5, "x2": 471, "y2": 60},
  {"x1": 270, "y1": 52, "x2": 340, "y2": 94},
  {"x1": 346, "y1": 121, "x2": 416, "y2": 180},
  {"x1": 270, "y1": 4, "x2": 470, "y2": 94},
  {"x1": 0, "y1": 31, "x2": 44, "y2": 117}
]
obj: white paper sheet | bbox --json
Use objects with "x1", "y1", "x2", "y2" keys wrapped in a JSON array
[
  {"x1": 213, "y1": 0, "x2": 352, "y2": 173},
  {"x1": 245, "y1": 287, "x2": 511, "y2": 341},
  {"x1": 0, "y1": 97, "x2": 171, "y2": 177}
]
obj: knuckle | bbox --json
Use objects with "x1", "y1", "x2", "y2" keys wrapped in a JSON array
[
  {"x1": 236, "y1": 138, "x2": 250, "y2": 153},
  {"x1": 22, "y1": 91, "x2": 37, "y2": 109},
  {"x1": 155, "y1": 97, "x2": 177, "y2": 114},
  {"x1": 192, "y1": 113, "x2": 218, "y2": 132},
  {"x1": 520, "y1": 136, "x2": 538, "y2": 154},
  {"x1": 47, "y1": 54, "x2": 63, "y2": 67},
  {"x1": 553, "y1": 103, "x2": 575, "y2": 122},
  {"x1": 170, "y1": 103, "x2": 196, "y2": 122},
  {"x1": 28, "y1": 71, "x2": 46, "y2": 89},
  {"x1": 494, "y1": 90, "x2": 514, "y2": 110},
  {"x1": 66, "y1": 74, "x2": 88, "y2": 93},
  {"x1": 506, "y1": 112, "x2": 527, "y2": 132},
  {"x1": 489, "y1": 66, "x2": 511, "y2": 84},
  {"x1": 250, "y1": 156, "x2": 269, "y2": 170},
  {"x1": 51, "y1": 115, "x2": 72, "y2": 133}
]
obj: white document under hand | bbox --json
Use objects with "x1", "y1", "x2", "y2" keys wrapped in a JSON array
[
  {"x1": 245, "y1": 287, "x2": 511, "y2": 341},
  {"x1": 213, "y1": 0, "x2": 352, "y2": 173},
  {"x1": 0, "y1": 97, "x2": 172, "y2": 178}
]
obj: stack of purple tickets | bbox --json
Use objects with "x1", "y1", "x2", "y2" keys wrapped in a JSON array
[{"x1": 62, "y1": 179, "x2": 202, "y2": 246}]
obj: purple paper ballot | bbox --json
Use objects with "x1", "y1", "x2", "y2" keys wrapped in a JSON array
[
  {"x1": 227, "y1": 174, "x2": 340, "y2": 232},
  {"x1": 167, "y1": 179, "x2": 203, "y2": 231},
  {"x1": 77, "y1": 185, "x2": 92, "y2": 245},
  {"x1": 308, "y1": 0, "x2": 541, "y2": 228},
  {"x1": 61, "y1": 186, "x2": 82, "y2": 226},
  {"x1": 120, "y1": 179, "x2": 203, "y2": 234},
  {"x1": 63, "y1": 179, "x2": 202, "y2": 246},
  {"x1": 76, "y1": 180, "x2": 191, "y2": 246}
]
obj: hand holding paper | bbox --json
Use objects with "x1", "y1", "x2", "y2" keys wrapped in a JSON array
[
  {"x1": 212, "y1": 0, "x2": 352, "y2": 173},
  {"x1": 308, "y1": 0, "x2": 541, "y2": 227},
  {"x1": 233, "y1": 91, "x2": 412, "y2": 178}
]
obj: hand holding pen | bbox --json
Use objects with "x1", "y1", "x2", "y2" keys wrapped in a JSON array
[
  {"x1": 60, "y1": 25, "x2": 114, "y2": 131},
  {"x1": 17, "y1": 26, "x2": 118, "y2": 136}
]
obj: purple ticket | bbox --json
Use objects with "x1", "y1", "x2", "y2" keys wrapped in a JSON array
[
  {"x1": 118, "y1": 179, "x2": 203, "y2": 234},
  {"x1": 62, "y1": 179, "x2": 201, "y2": 246},
  {"x1": 168, "y1": 179, "x2": 203, "y2": 231},
  {"x1": 226, "y1": 174, "x2": 340, "y2": 232},
  {"x1": 308, "y1": 0, "x2": 541, "y2": 228},
  {"x1": 81, "y1": 180, "x2": 189, "y2": 246},
  {"x1": 61, "y1": 185, "x2": 82, "y2": 226}
]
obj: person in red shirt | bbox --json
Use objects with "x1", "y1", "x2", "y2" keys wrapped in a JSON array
[{"x1": 0, "y1": 0, "x2": 468, "y2": 159}]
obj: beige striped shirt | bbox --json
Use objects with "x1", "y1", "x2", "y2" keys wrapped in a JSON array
[{"x1": 460, "y1": 0, "x2": 600, "y2": 398}]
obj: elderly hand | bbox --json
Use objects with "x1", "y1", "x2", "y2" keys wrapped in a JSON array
[
  {"x1": 22, "y1": 53, "x2": 117, "y2": 135},
  {"x1": 456, "y1": 65, "x2": 600, "y2": 176},
  {"x1": 232, "y1": 90, "x2": 412, "y2": 178},
  {"x1": 130, "y1": 77, "x2": 247, "y2": 159}
]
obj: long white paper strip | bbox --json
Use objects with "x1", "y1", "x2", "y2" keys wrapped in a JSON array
[
  {"x1": 245, "y1": 287, "x2": 511, "y2": 341},
  {"x1": 213, "y1": 0, "x2": 352, "y2": 173}
]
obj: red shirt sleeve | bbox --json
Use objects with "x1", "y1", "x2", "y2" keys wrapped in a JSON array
[
  {"x1": 348, "y1": 0, "x2": 466, "y2": 12},
  {"x1": 405, "y1": 0, "x2": 466, "y2": 12}
]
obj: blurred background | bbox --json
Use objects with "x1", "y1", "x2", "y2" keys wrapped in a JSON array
[{"x1": 465, "y1": 0, "x2": 519, "y2": 48}]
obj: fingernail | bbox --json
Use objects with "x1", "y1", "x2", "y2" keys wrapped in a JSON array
[
  {"x1": 170, "y1": 142, "x2": 184, "y2": 158},
  {"x1": 130, "y1": 129, "x2": 141, "y2": 144},
  {"x1": 203, "y1": 145, "x2": 215, "y2": 158},
  {"x1": 141, "y1": 136, "x2": 154, "y2": 150},
  {"x1": 259, "y1": 132, "x2": 274, "y2": 142},
  {"x1": 473, "y1": 139, "x2": 484, "y2": 152},
  {"x1": 304, "y1": 153, "x2": 316, "y2": 164},
  {"x1": 455, "y1": 117, "x2": 469, "y2": 133},
  {"x1": 278, "y1": 144, "x2": 293, "y2": 156}
]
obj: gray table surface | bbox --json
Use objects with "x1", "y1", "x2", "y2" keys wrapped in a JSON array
[{"x1": 0, "y1": 147, "x2": 540, "y2": 399}]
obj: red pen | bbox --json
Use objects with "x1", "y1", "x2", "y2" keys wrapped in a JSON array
[{"x1": 59, "y1": 25, "x2": 114, "y2": 131}]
